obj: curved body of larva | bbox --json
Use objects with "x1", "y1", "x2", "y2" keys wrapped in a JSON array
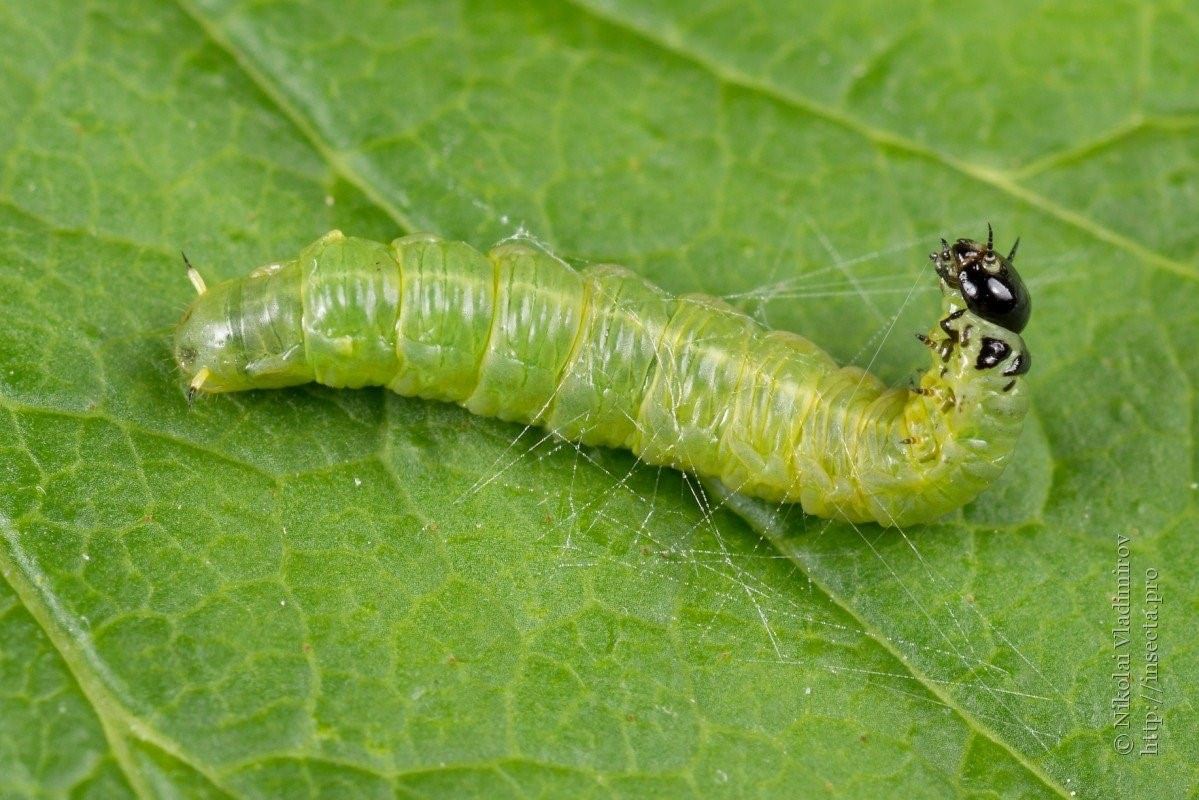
[{"x1": 174, "y1": 229, "x2": 1032, "y2": 527}]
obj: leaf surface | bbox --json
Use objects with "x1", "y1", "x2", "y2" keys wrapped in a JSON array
[{"x1": 1, "y1": 1, "x2": 1194, "y2": 797}]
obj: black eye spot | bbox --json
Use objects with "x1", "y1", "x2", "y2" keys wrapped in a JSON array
[
  {"x1": 957, "y1": 264, "x2": 1031, "y2": 332},
  {"x1": 975, "y1": 337, "x2": 1011, "y2": 370},
  {"x1": 985, "y1": 276, "x2": 1014, "y2": 303},
  {"x1": 1003, "y1": 351, "x2": 1030, "y2": 376},
  {"x1": 178, "y1": 345, "x2": 197, "y2": 363}
]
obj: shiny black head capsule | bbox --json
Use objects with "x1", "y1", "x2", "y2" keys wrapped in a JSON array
[{"x1": 929, "y1": 225, "x2": 1030, "y2": 333}]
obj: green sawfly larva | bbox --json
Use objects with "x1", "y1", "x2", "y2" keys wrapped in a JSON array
[{"x1": 175, "y1": 227, "x2": 1031, "y2": 527}]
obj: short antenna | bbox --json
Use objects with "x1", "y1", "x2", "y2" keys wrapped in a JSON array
[
  {"x1": 187, "y1": 367, "x2": 210, "y2": 405},
  {"x1": 1007, "y1": 237, "x2": 1021, "y2": 263},
  {"x1": 182, "y1": 251, "x2": 207, "y2": 295}
]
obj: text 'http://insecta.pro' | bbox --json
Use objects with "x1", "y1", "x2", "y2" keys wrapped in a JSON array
[{"x1": 174, "y1": 226, "x2": 1031, "y2": 527}]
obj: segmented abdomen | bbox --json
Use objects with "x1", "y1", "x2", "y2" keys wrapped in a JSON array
[
  {"x1": 259, "y1": 230, "x2": 1028, "y2": 526},
  {"x1": 305, "y1": 233, "x2": 871, "y2": 504}
]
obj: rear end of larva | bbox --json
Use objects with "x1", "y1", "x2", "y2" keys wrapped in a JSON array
[{"x1": 175, "y1": 230, "x2": 1031, "y2": 527}]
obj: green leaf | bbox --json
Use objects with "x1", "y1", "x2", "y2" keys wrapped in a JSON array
[{"x1": 0, "y1": 0, "x2": 1193, "y2": 797}]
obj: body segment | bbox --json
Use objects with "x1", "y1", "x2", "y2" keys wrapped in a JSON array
[{"x1": 175, "y1": 229, "x2": 1032, "y2": 526}]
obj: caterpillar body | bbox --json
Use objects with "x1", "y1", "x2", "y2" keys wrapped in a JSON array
[{"x1": 175, "y1": 229, "x2": 1031, "y2": 527}]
